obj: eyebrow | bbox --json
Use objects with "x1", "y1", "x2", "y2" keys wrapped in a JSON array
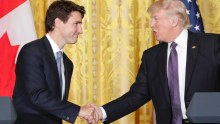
[{"x1": 74, "y1": 21, "x2": 82, "y2": 24}]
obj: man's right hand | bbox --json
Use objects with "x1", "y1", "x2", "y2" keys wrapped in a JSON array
[{"x1": 78, "y1": 104, "x2": 100, "y2": 124}]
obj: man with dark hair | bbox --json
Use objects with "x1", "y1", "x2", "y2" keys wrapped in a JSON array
[{"x1": 13, "y1": 1, "x2": 97, "y2": 124}]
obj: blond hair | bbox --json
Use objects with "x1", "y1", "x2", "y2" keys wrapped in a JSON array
[{"x1": 147, "y1": 0, "x2": 191, "y2": 29}]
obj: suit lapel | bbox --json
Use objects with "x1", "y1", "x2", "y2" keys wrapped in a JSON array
[
  {"x1": 41, "y1": 36, "x2": 57, "y2": 66},
  {"x1": 185, "y1": 31, "x2": 199, "y2": 92},
  {"x1": 42, "y1": 36, "x2": 62, "y2": 97},
  {"x1": 158, "y1": 43, "x2": 171, "y2": 104},
  {"x1": 63, "y1": 53, "x2": 71, "y2": 100}
]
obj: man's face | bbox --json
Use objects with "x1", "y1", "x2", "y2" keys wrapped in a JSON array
[
  {"x1": 60, "y1": 11, "x2": 83, "y2": 44},
  {"x1": 150, "y1": 9, "x2": 174, "y2": 42}
]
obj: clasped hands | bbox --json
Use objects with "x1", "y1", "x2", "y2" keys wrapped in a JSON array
[{"x1": 78, "y1": 104, "x2": 102, "y2": 124}]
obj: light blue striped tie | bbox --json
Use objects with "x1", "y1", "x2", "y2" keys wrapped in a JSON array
[{"x1": 56, "y1": 51, "x2": 63, "y2": 98}]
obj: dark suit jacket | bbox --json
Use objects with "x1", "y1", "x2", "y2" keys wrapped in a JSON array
[
  {"x1": 102, "y1": 31, "x2": 220, "y2": 124},
  {"x1": 12, "y1": 36, "x2": 80, "y2": 124}
]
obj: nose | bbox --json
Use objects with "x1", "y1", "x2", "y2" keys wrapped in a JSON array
[
  {"x1": 150, "y1": 19, "x2": 155, "y2": 28},
  {"x1": 77, "y1": 24, "x2": 83, "y2": 34}
]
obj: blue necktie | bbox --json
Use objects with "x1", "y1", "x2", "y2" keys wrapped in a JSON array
[
  {"x1": 56, "y1": 51, "x2": 63, "y2": 98},
  {"x1": 168, "y1": 42, "x2": 182, "y2": 124}
]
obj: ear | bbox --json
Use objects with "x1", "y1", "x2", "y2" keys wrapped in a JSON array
[
  {"x1": 170, "y1": 16, "x2": 178, "y2": 27},
  {"x1": 54, "y1": 18, "x2": 63, "y2": 28}
]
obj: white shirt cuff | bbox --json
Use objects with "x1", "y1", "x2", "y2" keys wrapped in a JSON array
[{"x1": 100, "y1": 107, "x2": 107, "y2": 122}]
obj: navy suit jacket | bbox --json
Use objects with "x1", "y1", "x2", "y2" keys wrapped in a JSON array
[
  {"x1": 102, "y1": 31, "x2": 220, "y2": 124},
  {"x1": 13, "y1": 36, "x2": 80, "y2": 124}
]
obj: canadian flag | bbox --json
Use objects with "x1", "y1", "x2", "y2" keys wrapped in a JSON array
[{"x1": 0, "y1": 0, "x2": 37, "y2": 96}]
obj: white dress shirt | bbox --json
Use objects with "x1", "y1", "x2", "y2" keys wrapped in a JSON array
[
  {"x1": 167, "y1": 29, "x2": 188, "y2": 119},
  {"x1": 46, "y1": 34, "x2": 65, "y2": 100}
]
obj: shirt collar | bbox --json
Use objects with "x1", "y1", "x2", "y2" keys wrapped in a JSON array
[
  {"x1": 168, "y1": 29, "x2": 188, "y2": 49},
  {"x1": 46, "y1": 33, "x2": 63, "y2": 54}
]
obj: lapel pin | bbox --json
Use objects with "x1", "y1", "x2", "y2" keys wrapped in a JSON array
[{"x1": 192, "y1": 46, "x2": 196, "y2": 49}]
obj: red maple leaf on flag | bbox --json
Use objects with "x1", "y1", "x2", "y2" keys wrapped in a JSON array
[
  {"x1": 0, "y1": 33, "x2": 19, "y2": 96},
  {"x1": 0, "y1": 0, "x2": 36, "y2": 96}
]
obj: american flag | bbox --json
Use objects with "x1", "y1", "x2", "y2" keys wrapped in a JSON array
[{"x1": 181, "y1": 0, "x2": 204, "y2": 33}]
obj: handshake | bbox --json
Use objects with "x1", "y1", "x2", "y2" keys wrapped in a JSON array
[{"x1": 78, "y1": 104, "x2": 103, "y2": 124}]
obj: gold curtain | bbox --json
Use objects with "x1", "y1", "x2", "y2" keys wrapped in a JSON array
[{"x1": 29, "y1": 0, "x2": 220, "y2": 124}]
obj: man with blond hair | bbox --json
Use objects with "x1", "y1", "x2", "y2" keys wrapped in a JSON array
[{"x1": 88, "y1": 0, "x2": 220, "y2": 124}]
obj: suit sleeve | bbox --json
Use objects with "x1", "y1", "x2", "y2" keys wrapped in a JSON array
[{"x1": 15, "y1": 45, "x2": 80, "y2": 123}]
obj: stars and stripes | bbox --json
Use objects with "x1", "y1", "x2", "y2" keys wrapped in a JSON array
[{"x1": 182, "y1": 0, "x2": 204, "y2": 32}]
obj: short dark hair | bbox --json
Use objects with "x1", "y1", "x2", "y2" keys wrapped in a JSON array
[{"x1": 45, "y1": 0, "x2": 85, "y2": 32}]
